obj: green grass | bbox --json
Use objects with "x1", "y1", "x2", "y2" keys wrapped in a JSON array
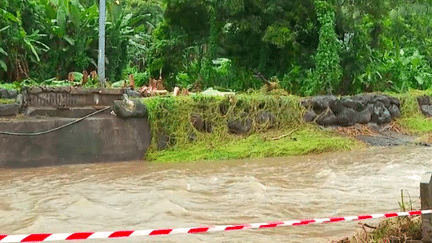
[
  {"x1": 0, "y1": 99, "x2": 15, "y2": 104},
  {"x1": 146, "y1": 126, "x2": 361, "y2": 163},
  {"x1": 390, "y1": 90, "x2": 432, "y2": 134},
  {"x1": 0, "y1": 82, "x2": 18, "y2": 90}
]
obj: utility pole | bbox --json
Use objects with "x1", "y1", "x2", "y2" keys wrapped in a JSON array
[{"x1": 98, "y1": 0, "x2": 106, "y2": 86}]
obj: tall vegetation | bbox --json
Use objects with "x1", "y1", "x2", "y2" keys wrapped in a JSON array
[{"x1": 1, "y1": 0, "x2": 432, "y2": 96}]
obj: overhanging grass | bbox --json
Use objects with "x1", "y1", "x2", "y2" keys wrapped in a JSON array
[
  {"x1": 141, "y1": 93, "x2": 361, "y2": 163},
  {"x1": 146, "y1": 126, "x2": 360, "y2": 163}
]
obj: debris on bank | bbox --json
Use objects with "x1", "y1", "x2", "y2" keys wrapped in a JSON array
[{"x1": 332, "y1": 215, "x2": 422, "y2": 243}]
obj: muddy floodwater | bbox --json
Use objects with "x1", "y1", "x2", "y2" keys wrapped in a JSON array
[{"x1": 0, "y1": 146, "x2": 431, "y2": 242}]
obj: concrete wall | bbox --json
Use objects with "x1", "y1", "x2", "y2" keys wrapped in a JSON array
[{"x1": 0, "y1": 116, "x2": 150, "y2": 168}]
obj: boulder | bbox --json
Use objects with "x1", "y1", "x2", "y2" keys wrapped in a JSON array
[
  {"x1": 228, "y1": 117, "x2": 252, "y2": 134},
  {"x1": 334, "y1": 108, "x2": 357, "y2": 126},
  {"x1": 312, "y1": 95, "x2": 337, "y2": 114},
  {"x1": 418, "y1": 96, "x2": 432, "y2": 116},
  {"x1": 0, "y1": 89, "x2": 8, "y2": 99},
  {"x1": 356, "y1": 104, "x2": 373, "y2": 124},
  {"x1": 420, "y1": 105, "x2": 432, "y2": 117},
  {"x1": 373, "y1": 95, "x2": 391, "y2": 108},
  {"x1": 351, "y1": 95, "x2": 369, "y2": 108},
  {"x1": 157, "y1": 132, "x2": 170, "y2": 150},
  {"x1": 371, "y1": 102, "x2": 384, "y2": 123},
  {"x1": 219, "y1": 102, "x2": 229, "y2": 115},
  {"x1": 113, "y1": 99, "x2": 147, "y2": 119},
  {"x1": 191, "y1": 114, "x2": 212, "y2": 133},
  {"x1": 316, "y1": 109, "x2": 337, "y2": 126},
  {"x1": 256, "y1": 111, "x2": 276, "y2": 127},
  {"x1": 0, "y1": 88, "x2": 18, "y2": 99},
  {"x1": 0, "y1": 104, "x2": 19, "y2": 116},
  {"x1": 371, "y1": 102, "x2": 392, "y2": 124},
  {"x1": 341, "y1": 97, "x2": 363, "y2": 111},
  {"x1": 15, "y1": 94, "x2": 23, "y2": 109},
  {"x1": 304, "y1": 110, "x2": 316, "y2": 122},
  {"x1": 388, "y1": 96, "x2": 400, "y2": 107},
  {"x1": 418, "y1": 95, "x2": 431, "y2": 106},
  {"x1": 329, "y1": 99, "x2": 344, "y2": 115},
  {"x1": 378, "y1": 108, "x2": 392, "y2": 124},
  {"x1": 388, "y1": 104, "x2": 401, "y2": 118},
  {"x1": 125, "y1": 88, "x2": 142, "y2": 98}
]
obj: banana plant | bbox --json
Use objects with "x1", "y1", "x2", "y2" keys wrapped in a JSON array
[
  {"x1": 0, "y1": 6, "x2": 49, "y2": 80},
  {"x1": 39, "y1": 0, "x2": 99, "y2": 77}
]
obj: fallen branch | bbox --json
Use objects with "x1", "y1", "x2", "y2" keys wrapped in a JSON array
[{"x1": 268, "y1": 129, "x2": 298, "y2": 141}]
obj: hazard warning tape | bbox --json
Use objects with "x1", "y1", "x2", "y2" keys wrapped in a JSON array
[{"x1": 0, "y1": 210, "x2": 430, "y2": 242}]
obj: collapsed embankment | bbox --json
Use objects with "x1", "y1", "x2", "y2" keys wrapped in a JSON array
[{"x1": 135, "y1": 90, "x2": 432, "y2": 163}]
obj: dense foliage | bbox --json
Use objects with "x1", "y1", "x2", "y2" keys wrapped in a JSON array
[{"x1": 1, "y1": 0, "x2": 432, "y2": 95}]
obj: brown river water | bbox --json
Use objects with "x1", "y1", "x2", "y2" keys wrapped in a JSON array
[{"x1": 0, "y1": 146, "x2": 431, "y2": 243}]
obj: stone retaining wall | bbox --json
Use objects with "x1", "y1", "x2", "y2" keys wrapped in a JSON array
[{"x1": 301, "y1": 94, "x2": 401, "y2": 126}]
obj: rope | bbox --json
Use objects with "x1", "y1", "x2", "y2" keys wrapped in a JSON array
[{"x1": 0, "y1": 107, "x2": 112, "y2": 136}]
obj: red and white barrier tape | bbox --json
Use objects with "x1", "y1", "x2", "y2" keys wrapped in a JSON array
[{"x1": 1, "y1": 210, "x2": 430, "y2": 242}]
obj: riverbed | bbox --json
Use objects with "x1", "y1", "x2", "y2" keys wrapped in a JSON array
[{"x1": 0, "y1": 146, "x2": 430, "y2": 242}]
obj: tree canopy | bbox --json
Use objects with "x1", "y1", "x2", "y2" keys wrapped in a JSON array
[{"x1": 1, "y1": 0, "x2": 432, "y2": 95}]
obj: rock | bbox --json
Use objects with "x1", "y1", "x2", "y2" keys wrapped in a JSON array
[
  {"x1": 0, "y1": 89, "x2": 8, "y2": 99},
  {"x1": 256, "y1": 111, "x2": 276, "y2": 127},
  {"x1": 125, "y1": 88, "x2": 142, "y2": 98},
  {"x1": 300, "y1": 98, "x2": 313, "y2": 108},
  {"x1": 304, "y1": 110, "x2": 316, "y2": 122},
  {"x1": 420, "y1": 105, "x2": 432, "y2": 117},
  {"x1": 351, "y1": 94, "x2": 370, "y2": 107},
  {"x1": 113, "y1": 99, "x2": 147, "y2": 119},
  {"x1": 329, "y1": 99, "x2": 344, "y2": 115},
  {"x1": 378, "y1": 108, "x2": 392, "y2": 124},
  {"x1": 356, "y1": 104, "x2": 373, "y2": 124},
  {"x1": 388, "y1": 104, "x2": 401, "y2": 118},
  {"x1": 7, "y1": 89, "x2": 17, "y2": 99},
  {"x1": 228, "y1": 117, "x2": 252, "y2": 134},
  {"x1": 389, "y1": 96, "x2": 400, "y2": 107},
  {"x1": 191, "y1": 114, "x2": 212, "y2": 133},
  {"x1": 371, "y1": 102, "x2": 384, "y2": 123},
  {"x1": 314, "y1": 95, "x2": 337, "y2": 107},
  {"x1": 334, "y1": 107, "x2": 357, "y2": 126},
  {"x1": 219, "y1": 102, "x2": 229, "y2": 115},
  {"x1": 0, "y1": 88, "x2": 18, "y2": 99},
  {"x1": 341, "y1": 97, "x2": 363, "y2": 111},
  {"x1": 15, "y1": 94, "x2": 23, "y2": 109},
  {"x1": 312, "y1": 95, "x2": 337, "y2": 114},
  {"x1": 373, "y1": 95, "x2": 391, "y2": 108},
  {"x1": 371, "y1": 101, "x2": 392, "y2": 124},
  {"x1": 157, "y1": 132, "x2": 170, "y2": 150},
  {"x1": 418, "y1": 95, "x2": 431, "y2": 106},
  {"x1": 316, "y1": 110, "x2": 337, "y2": 126},
  {"x1": 0, "y1": 104, "x2": 19, "y2": 116}
]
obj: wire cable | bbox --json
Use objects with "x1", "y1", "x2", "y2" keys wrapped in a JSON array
[{"x1": 0, "y1": 106, "x2": 112, "y2": 136}]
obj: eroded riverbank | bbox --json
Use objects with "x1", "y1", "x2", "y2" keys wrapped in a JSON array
[{"x1": 0, "y1": 146, "x2": 430, "y2": 242}]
